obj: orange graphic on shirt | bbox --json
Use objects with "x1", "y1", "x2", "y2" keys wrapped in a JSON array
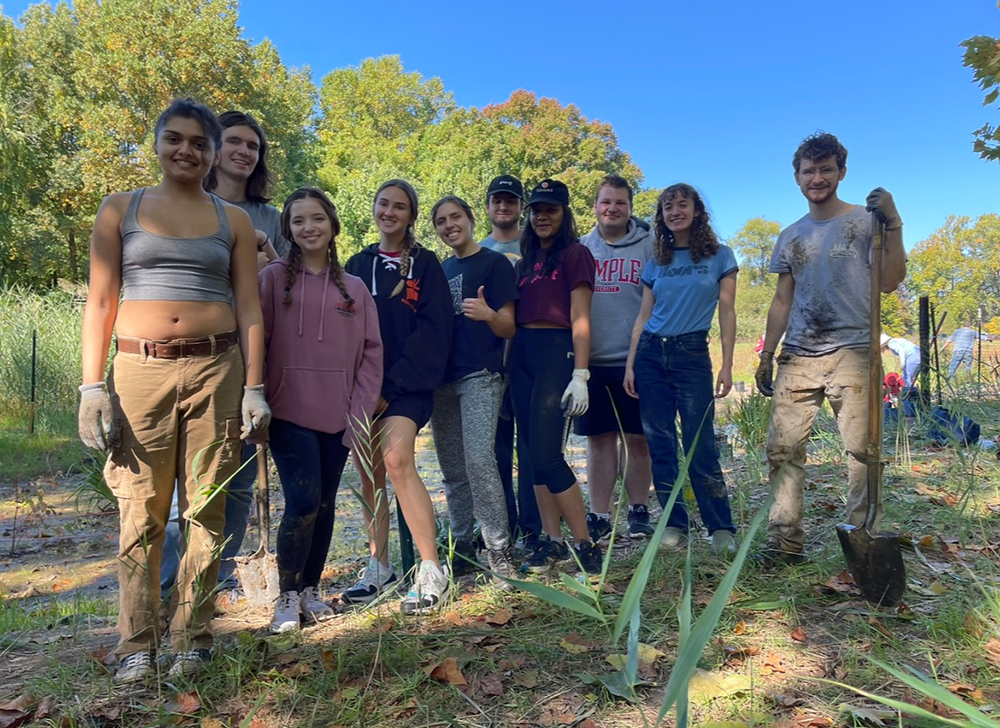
[{"x1": 402, "y1": 278, "x2": 421, "y2": 312}]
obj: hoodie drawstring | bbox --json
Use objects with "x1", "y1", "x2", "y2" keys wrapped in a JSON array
[{"x1": 318, "y1": 271, "x2": 330, "y2": 342}]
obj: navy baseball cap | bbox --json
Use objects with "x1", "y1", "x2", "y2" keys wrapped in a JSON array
[
  {"x1": 527, "y1": 179, "x2": 570, "y2": 206},
  {"x1": 486, "y1": 175, "x2": 524, "y2": 201}
]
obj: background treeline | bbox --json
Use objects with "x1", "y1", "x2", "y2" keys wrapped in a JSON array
[{"x1": 2, "y1": 0, "x2": 997, "y2": 339}]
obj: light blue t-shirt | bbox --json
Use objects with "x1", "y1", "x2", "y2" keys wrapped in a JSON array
[
  {"x1": 641, "y1": 245, "x2": 738, "y2": 337},
  {"x1": 949, "y1": 327, "x2": 976, "y2": 353}
]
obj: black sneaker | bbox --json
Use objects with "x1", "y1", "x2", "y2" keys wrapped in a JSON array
[
  {"x1": 449, "y1": 540, "x2": 481, "y2": 577},
  {"x1": 574, "y1": 540, "x2": 603, "y2": 576},
  {"x1": 756, "y1": 541, "x2": 807, "y2": 569},
  {"x1": 585, "y1": 513, "x2": 613, "y2": 542},
  {"x1": 627, "y1": 505, "x2": 655, "y2": 539},
  {"x1": 549, "y1": 539, "x2": 572, "y2": 563},
  {"x1": 524, "y1": 537, "x2": 553, "y2": 572},
  {"x1": 486, "y1": 546, "x2": 516, "y2": 591},
  {"x1": 520, "y1": 531, "x2": 541, "y2": 556}
]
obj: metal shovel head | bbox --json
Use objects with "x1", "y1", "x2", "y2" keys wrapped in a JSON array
[
  {"x1": 235, "y1": 545, "x2": 280, "y2": 609},
  {"x1": 835, "y1": 522, "x2": 906, "y2": 607}
]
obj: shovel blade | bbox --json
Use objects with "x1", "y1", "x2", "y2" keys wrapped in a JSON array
[
  {"x1": 235, "y1": 547, "x2": 280, "y2": 609},
  {"x1": 836, "y1": 523, "x2": 906, "y2": 607}
]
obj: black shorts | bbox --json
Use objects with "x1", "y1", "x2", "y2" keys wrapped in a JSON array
[
  {"x1": 380, "y1": 392, "x2": 434, "y2": 431},
  {"x1": 573, "y1": 365, "x2": 644, "y2": 436}
]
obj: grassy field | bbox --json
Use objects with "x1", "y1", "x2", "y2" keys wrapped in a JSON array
[{"x1": 2, "y1": 288, "x2": 1000, "y2": 726}]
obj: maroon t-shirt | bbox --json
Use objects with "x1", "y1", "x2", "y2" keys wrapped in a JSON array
[{"x1": 516, "y1": 242, "x2": 596, "y2": 327}]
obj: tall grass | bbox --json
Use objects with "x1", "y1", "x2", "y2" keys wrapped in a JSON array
[{"x1": 0, "y1": 286, "x2": 85, "y2": 434}]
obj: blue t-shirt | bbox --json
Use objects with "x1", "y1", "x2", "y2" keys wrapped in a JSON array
[{"x1": 641, "y1": 245, "x2": 738, "y2": 337}]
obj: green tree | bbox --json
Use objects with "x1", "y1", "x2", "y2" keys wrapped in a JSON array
[
  {"x1": 728, "y1": 218, "x2": 779, "y2": 286},
  {"x1": 962, "y1": 32, "x2": 1000, "y2": 160}
]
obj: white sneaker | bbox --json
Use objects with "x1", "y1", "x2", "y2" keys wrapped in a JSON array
[
  {"x1": 660, "y1": 527, "x2": 688, "y2": 550},
  {"x1": 270, "y1": 591, "x2": 301, "y2": 634},
  {"x1": 711, "y1": 530, "x2": 737, "y2": 555},
  {"x1": 167, "y1": 648, "x2": 211, "y2": 679},
  {"x1": 400, "y1": 561, "x2": 450, "y2": 615},
  {"x1": 341, "y1": 557, "x2": 398, "y2": 605},
  {"x1": 300, "y1": 586, "x2": 334, "y2": 623},
  {"x1": 115, "y1": 650, "x2": 152, "y2": 684}
]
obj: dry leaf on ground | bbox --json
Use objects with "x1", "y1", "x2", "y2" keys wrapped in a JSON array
[
  {"x1": 478, "y1": 674, "x2": 503, "y2": 697},
  {"x1": 790, "y1": 627, "x2": 808, "y2": 643},
  {"x1": 513, "y1": 670, "x2": 539, "y2": 688},
  {"x1": 425, "y1": 657, "x2": 467, "y2": 685},
  {"x1": 0, "y1": 710, "x2": 29, "y2": 728},
  {"x1": 165, "y1": 691, "x2": 201, "y2": 715},
  {"x1": 485, "y1": 608, "x2": 512, "y2": 627},
  {"x1": 687, "y1": 668, "x2": 752, "y2": 705},
  {"x1": 984, "y1": 639, "x2": 1000, "y2": 667},
  {"x1": 0, "y1": 695, "x2": 34, "y2": 712},
  {"x1": 560, "y1": 631, "x2": 597, "y2": 654}
]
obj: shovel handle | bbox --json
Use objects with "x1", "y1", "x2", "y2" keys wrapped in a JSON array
[
  {"x1": 865, "y1": 213, "x2": 884, "y2": 532},
  {"x1": 256, "y1": 444, "x2": 270, "y2": 552}
]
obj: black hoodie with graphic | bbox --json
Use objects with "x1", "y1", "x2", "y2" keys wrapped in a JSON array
[{"x1": 345, "y1": 244, "x2": 453, "y2": 403}]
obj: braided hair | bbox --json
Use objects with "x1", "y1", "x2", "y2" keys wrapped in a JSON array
[
  {"x1": 373, "y1": 179, "x2": 421, "y2": 298},
  {"x1": 652, "y1": 183, "x2": 719, "y2": 265},
  {"x1": 279, "y1": 187, "x2": 354, "y2": 310}
]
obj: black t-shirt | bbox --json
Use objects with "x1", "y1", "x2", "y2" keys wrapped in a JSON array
[{"x1": 441, "y1": 247, "x2": 519, "y2": 384}]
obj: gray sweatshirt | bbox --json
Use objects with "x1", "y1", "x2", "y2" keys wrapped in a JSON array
[{"x1": 580, "y1": 220, "x2": 655, "y2": 366}]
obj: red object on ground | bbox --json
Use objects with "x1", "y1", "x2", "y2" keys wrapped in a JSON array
[{"x1": 883, "y1": 372, "x2": 903, "y2": 401}]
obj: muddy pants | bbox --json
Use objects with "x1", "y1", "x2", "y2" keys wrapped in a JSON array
[
  {"x1": 105, "y1": 345, "x2": 243, "y2": 656},
  {"x1": 765, "y1": 348, "x2": 882, "y2": 551}
]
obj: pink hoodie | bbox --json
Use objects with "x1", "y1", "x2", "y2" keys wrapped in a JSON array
[{"x1": 259, "y1": 259, "x2": 382, "y2": 446}]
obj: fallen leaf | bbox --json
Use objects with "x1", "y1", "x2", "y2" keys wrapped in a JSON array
[
  {"x1": 687, "y1": 668, "x2": 752, "y2": 705},
  {"x1": 605, "y1": 654, "x2": 627, "y2": 670},
  {"x1": 425, "y1": 657, "x2": 467, "y2": 685},
  {"x1": 165, "y1": 691, "x2": 201, "y2": 715},
  {"x1": 478, "y1": 674, "x2": 503, "y2": 696},
  {"x1": 790, "y1": 627, "x2": 808, "y2": 643},
  {"x1": 513, "y1": 670, "x2": 538, "y2": 688},
  {"x1": 443, "y1": 611, "x2": 465, "y2": 626},
  {"x1": 88, "y1": 645, "x2": 116, "y2": 669},
  {"x1": 761, "y1": 651, "x2": 787, "y2": 675},
  {"x1": 34, "y1": 696, "x2": 56, "y2": 720},
  {"x1": 720, "y1": 641, "x2": 761, "y2": 660},
  {"x1": 560, "y1": 631, "x2": 593, "y2": 654},
  {"x1": 732, "y1": 620, "x2": 746, "y2": 635},
  {"x1": 947, "y1": 683, "x2": 984, "y2": 703},
  {"x1": 483, "y1": 644, "x2": 501, "y2": 653},
  {"x1": 984, "y1": 639, "x2": 1000, "y2": 667},
  {"x1": 281, "y1": 662, "x2": 313, "y2": 678},
  {"x1": 391, "y1": 697, "x2": 418, "y2": 719},
  {"x1": 200, "y1": 718, "x2": 226, "y2": 728},
  {"x1": 539, "y1": 706, "x2": 577, "y2": 726},
  {"x1": 485, "y1": 608, "x2": 512, "y2": 627},
  {"x1": 927, "y1": 581, "x2": 949, "y2": 595},
  {"x1": 919, "y1": 535, "x2": 935, "y2": 548},
  {"x1": 769, "y1": 691, "x2": 806, "y2": 709},
  {"x1": 319, "y1": 648, "x2": 337, "y2": 672},
  {"x1": 578, "y1": 720, "x2": 600, "y2": 728},
  {"x1": 0, "y1": 710, "x2": 29, "y2": 728},
  {"x1": 867, "y1": 616, "x2": 894, "y2": 639},
  {"x1": 89, "y1": 704, "x2": 122, "y2": 721},
  {"x1": 0, "y1": 697, "x2": 33, "y2": 713}
]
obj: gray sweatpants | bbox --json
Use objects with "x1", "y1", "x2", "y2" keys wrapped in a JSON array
[{"x1": 431, "y1": 370, "x2": 510, "y2": 551}]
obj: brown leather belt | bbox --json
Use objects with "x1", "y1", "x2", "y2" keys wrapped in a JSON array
[{"x1": 116, "y1": 330, "x2": 239, "y2": 359}]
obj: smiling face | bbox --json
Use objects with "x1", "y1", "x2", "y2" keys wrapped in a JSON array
[
  {"x1": 434, "y1": 201, "x2": 474, "y2": 250},
  {"x1": 217, "y1": 124, "x2": 260, "y2": 182},
  {"x1": 528, "y1": 203, "x2": 564, "y2": 244},
  {"x1": 155, "y1": 115, "x2": 217, "y2": 182},
  {"x1": 794, "y1": 154, "x2": 845, "y2": 206},
  {"x1": 373, "y1": 185, "x2": 414, "y2": 238},
  {"x1": 487, "y1": 192, "x2": 523, "y2": 231},
  {"x1": 594, "y1": 184, "x2": 631, "y2": 238},
  {"x1": 288, "y1": 197, "x2": 333, "y2": 257},
  {"x1": 661, "y1": 193, "x2": 697, "y2": 235}
]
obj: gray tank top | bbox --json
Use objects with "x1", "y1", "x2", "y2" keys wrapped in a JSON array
[{"x1": 120, "y1": 189, "x2": 234, "y2": 302}]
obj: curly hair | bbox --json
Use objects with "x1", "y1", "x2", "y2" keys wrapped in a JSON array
[
  {"x1": 652, "y1": 183, "x2": 719, "y2": 265},
  {"x1": 374, "y1": 179, "x2": 422, "y2": 298},
  {"x1": 204, "y1": 110, "x2": 273, "y2": 203},
  {"x1": 517, "y1": 202, "x2": 580, "y2": 281},
  {"x1": 792, "y1": 132, "x2": 848, "y2": 172},
  {"x1": 279, "y1": 187, "x2": 353, "y2": 310}
]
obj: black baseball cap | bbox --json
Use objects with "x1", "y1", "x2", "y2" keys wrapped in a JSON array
[
  {"x1": 486, "y1": 175, "x2": 524, "y2": 201},
  {"x1": 527, "y1": 179, "x2": 569, "y2": 207}
]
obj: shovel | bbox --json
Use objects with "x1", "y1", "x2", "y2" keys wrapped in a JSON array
[
  {"x1": 835, "y1": 213, "x2": 906, "y2": 608},
  {"x1": 235, "y1": 444, "x2": 280, "y2": 609}
]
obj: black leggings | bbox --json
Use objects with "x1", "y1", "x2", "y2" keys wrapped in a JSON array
[
  {"x1": 508, "y1": 328, "x2": 576, "y2": 494},
  {"x1": 268, "y1": 418, "x2": 349, "y2": 593}
]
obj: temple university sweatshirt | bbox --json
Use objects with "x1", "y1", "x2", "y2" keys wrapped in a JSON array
[
  {"x1": 580, "y1": 220, "x2": 655, "y2": 366},
  {"x1": 258, "y1": 259, "x2": 383, "y2": 446}
]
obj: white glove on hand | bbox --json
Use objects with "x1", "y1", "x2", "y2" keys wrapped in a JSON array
[
  {"x1": 241, "y1": 384, "x2": 271, "y2": 439},
  {"x1": 560, "y1": 368, "x2": 590, "y2": 418},
  {"x1": 78, "y1": 382, "x2": 116, "y2": 451}
]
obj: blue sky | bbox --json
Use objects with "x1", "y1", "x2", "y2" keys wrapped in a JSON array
[{"x1": 6, "y1": 0, "x2": 1000, "y2": 249}]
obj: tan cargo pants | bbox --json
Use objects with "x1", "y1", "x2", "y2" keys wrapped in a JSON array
[
  {"x1": 765, "y1": 347, "x2": 882, "y2": 551},
  {"x1": 105, "y1": 345, "x2": 243, "y2": 656}
]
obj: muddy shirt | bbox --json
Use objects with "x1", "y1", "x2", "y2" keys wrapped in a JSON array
[{"x1": 770, "y1": 205, "x2": 872, "y2": 356}]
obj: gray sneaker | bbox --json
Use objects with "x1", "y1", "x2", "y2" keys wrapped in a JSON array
[
  {"x1": 341, "y1": 557, "x2": 398, "y2": 605},
  {"x1": 400, "y1": 561, "x2": 450, "y2": 615},
  {"x1": 660, "y1": 527, "x2": 688, "y2": 550},
  {"x1": 486, "y1": 547, "x2": 516, "y2": 591},
  {"x1": 115, "y1": 651, "x2": 153, "y2": 684},
  {"x1": 167, "y1": 648, "x2": 211, "y2": 679},
  {"x1": 711, "y1": 530, "x2": 737, "y2": 555}
]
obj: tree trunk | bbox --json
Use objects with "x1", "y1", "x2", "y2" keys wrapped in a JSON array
[{"x1": 67, "y1": 227, "x2": 78, "y2": 281}]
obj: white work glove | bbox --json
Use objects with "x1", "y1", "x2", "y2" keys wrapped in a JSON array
[
  {"x1": 241, "y1": 384, "x2": 271, "y2": 440},
  {"x1": 78, "y1": 382, "x2": 117, "y2": 451},
  {"x1": 560, "y1": 368, "x2": 590, "y2": 418}
]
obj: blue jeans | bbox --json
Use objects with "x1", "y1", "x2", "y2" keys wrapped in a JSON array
[
  {"x1": 161, "y1": 441, "x2": 256, "y2": 595},
  {"x1": 949, "y1": 348, "x2": 973, "y2": 377},
  {"x1": 634, "y1": 331, "x2": 734, "y2": 535}
]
